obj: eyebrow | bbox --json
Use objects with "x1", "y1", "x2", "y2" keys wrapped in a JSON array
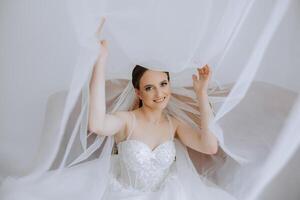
[{"x1": 143, "y1": 79, "x2": 168, "y2": 89}]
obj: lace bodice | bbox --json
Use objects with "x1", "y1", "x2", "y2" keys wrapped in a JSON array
[{"x1": 115, "y1": 112, "x2": 176, "y2": 192}]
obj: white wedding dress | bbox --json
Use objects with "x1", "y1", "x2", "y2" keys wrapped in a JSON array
[
  {"x1": 0, "y1": 112, "x2": 237, "y2": 200},
  {"x1": 101, "y1": 112, "x2": 236, "y2": 200}
]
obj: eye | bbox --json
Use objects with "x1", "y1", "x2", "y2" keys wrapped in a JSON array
[
  {"x1": 161, "y1": 81, "x2": 168, "y2": 87},
  {"x1": 145, "y1": 86, "x2": 153, "y2": 91}
]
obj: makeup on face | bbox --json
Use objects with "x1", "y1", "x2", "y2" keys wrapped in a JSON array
[{"x1": 139, "y1": 70, "x2": 171, "y2": 108}]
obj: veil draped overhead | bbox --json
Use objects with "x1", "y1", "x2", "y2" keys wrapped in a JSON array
[{"x1": 1, "y1": 0, "x2": 299, "y2": 200}]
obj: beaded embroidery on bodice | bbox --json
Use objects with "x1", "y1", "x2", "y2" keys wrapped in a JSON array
[{"x1": 116, "y1": 112, "x2": 176, "y2": 191}]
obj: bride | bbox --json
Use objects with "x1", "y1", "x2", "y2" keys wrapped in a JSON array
[
  {"x1": 0, "y1": 39, "x2": 238, "y2": 200},
  {"x1": 0, "y1": 40, "x2": 238, "y2": 200},
  {"x1": 0, "y1": 41, "x2": 235, "y2": 200},
  {"x1": 88, "y1": 40, "x2": 236, "y2": 199}
]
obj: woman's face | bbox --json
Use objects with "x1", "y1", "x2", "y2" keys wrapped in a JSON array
[{"x1": 136, "y1": 70, "x2": 171, "y2": 110}]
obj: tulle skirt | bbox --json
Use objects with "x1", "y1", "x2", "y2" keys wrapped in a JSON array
[
  {"x1": 102, "y1": 160, "x2": 236, "y2": 200},
  {"x1": 0, "y1": 152, "x2": 237, "y2": 200}
]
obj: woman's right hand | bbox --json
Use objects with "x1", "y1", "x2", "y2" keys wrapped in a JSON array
[{"x1": 98, "y1": 40, "x2": 108, "y2": 63}]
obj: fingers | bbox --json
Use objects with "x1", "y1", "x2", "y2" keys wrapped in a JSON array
[
  {"x1": 197, "y1": 67, "x2": 206, "y2": 77},
  {"x1": 100, "y1": 17, "x2": 106, "y2": 24},
  {"x1": 100, "y1": 40, "x2": 108, "y2": 46},
  {"x1": 96, "y1": 17, "x2": 106, "y2": 36},
  {"x1": 197, "y1": 68, "x2": 203, "y2": 76},
  {"x1": 198, "y1": 64, "x2": 211, "y2": 76},
  {"x1": 192, "y1": 74, "x2": 198, "y2": 82},
  {"x1": 98, "y1": 39, "x2": 108, "y2": 49},
  {"x1": 98, "y1": 40, "x2": 108, "y2": 59}
]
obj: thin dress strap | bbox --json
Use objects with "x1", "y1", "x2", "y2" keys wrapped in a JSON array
[
  {"x1": 166, "y1": 114, "x2": 174, "y2": 140},
  {"x1": 126, "y1": 112, "x2": 136, "y2": 140}
]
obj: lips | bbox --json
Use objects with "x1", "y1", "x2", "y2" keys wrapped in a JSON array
[{"x1": 153, "y1": 97, "x2": 166, "y2": 103}]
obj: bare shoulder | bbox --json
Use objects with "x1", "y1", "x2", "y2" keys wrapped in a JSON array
[
  {"x1": 113, "y1": 110, "x2": 131, "y2": 119},
  {"x1": 168, "y1": 115, "x2": 191, "y2": 132},
  {"x1": 168, "y1": 115, "x2": 181, "y2": 130}
]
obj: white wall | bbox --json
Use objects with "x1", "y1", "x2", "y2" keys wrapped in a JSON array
[
  {"x1": 0, "y1": 0, "x2": 79, "y2": 175},
  {"x1": 256, "y1": 0, "x2": 300, "y2": 93}
]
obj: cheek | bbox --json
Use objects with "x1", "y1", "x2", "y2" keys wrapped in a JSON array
[
  {"x1": 140, "y1": 91, "x2": 154, "y2": 101},
  {"x1": 163, "y1": 85, "x2": 171, "y2": 95}
]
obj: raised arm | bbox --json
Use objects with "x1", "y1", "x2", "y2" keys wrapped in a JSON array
[
  {"x1": 174, "y1": 65, "x2": 218, "y2": 155},
  {"x1": 88, "y1": 40, "x2": 127, "y2": 136}
]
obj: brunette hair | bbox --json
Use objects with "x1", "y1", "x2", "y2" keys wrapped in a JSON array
[{"x1": 131, "y1": 65, "x2": 170, "y2": 107}]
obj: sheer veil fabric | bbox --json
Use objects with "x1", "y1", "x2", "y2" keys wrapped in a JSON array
[{"x1": 1, "y1": 0, "x2": 300, "y2": 200}]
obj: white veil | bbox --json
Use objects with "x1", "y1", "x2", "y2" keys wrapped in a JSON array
[{"x1": 1, "y1": 0, "x2": 299, "y2": 199}]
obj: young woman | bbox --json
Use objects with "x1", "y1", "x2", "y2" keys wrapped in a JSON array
[{"x1": 88, "y1": 40, "x2": 236, "y2": 199}]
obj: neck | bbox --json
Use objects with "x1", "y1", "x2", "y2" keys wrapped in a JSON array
[{"x1": 139, "y1": 106, "x2": 164, "y2": 124}]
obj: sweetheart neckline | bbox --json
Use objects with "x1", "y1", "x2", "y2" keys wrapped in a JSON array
[{"x1": 117, "y1": 139, "x2": 174, "y2": 152}]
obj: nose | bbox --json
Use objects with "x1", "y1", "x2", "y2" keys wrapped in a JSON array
[{"x1": 155, "y1": 88, "x2": 163, "y2": 98}]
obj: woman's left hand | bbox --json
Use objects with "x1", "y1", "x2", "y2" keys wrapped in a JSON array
[{"x1": 192, "y1": 64, "x2": 212, "y2": 95}]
